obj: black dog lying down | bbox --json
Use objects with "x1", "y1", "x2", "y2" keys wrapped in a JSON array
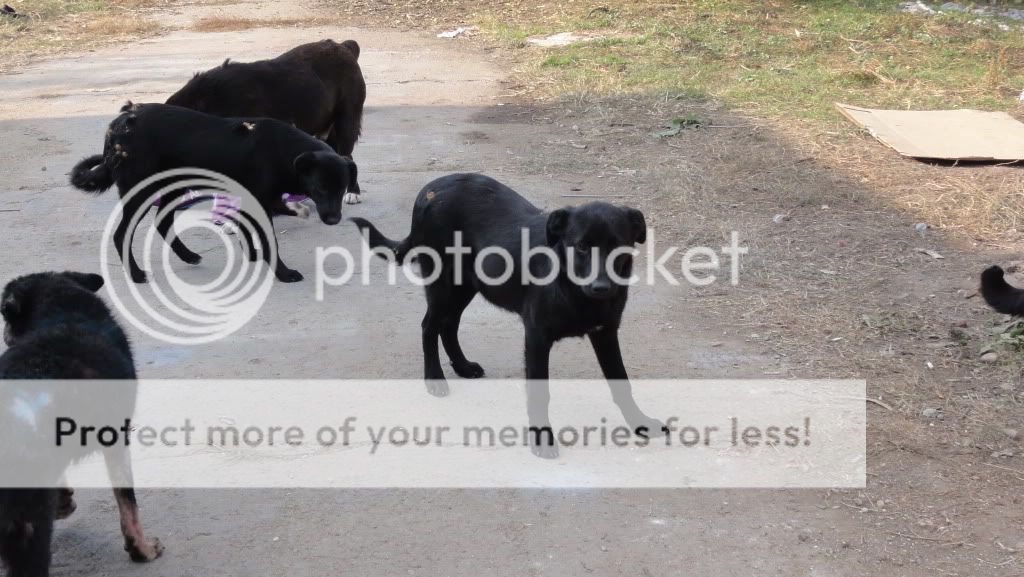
[
  {"x1": 70, "y1": 102, "x2": 356, "y2": 283},
  {"x1": 0, "y1": 272, "x2": 162, "y2": 577},
  {"x1": 353, "y1": 173, "x2": 666, "y2": 458},
  {"x1": 981, "y1": 265, "x2": 1024, "y2": 315},
  {"x1": 166, "y1": 39, "x2": 366, "y2": 204}
]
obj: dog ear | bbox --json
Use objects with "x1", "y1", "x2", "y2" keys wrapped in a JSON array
[
  {"x1": 546, "y1": 208, "x2": 571, "y2": 246},
  {"x1": 61, "y1": 272, "x2": 105, "y2": 293},
  {"x1": 626, "y1": 208, "x2": 647, "y2": 244},
  {"x1": 293, "y1": 152, "x2": 318, "y2": 176},
  {"x1": 0, "y1": 283, "x2": 27, "y2": 323}
]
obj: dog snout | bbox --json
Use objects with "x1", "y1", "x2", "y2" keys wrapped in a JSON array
[
  {"x1": 587, "y1": 279, "x2": 615, "y2": 299},
  {"x1": 320, "y1": 212, "x2": 342, "y2": 225}
]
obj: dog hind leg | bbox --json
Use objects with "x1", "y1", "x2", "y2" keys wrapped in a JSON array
[
  {"x1": 439, "y1": 286, "x2": 484, "y2": 378},
  {"x1": 113, "y1": 195, "x2": 149, "y2": 283},
  {"x1": 421, "y1": 263, "x2": 451, "y2": 396},
  {"x1": 153, "y1": 189, "x2": 202, "y2": 265}
]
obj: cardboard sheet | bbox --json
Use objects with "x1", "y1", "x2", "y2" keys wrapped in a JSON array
[{"x1": 835, "y1": 103, "x2": 1024, "y2": 161}]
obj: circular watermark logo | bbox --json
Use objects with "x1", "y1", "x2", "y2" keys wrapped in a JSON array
[{"x1": 100, "y1": 169, "x2": 275, "y2": 345}]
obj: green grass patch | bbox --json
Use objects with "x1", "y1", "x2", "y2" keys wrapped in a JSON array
[{"x1": 476, "y1": 0, "x2": 1024, "y2": 124}]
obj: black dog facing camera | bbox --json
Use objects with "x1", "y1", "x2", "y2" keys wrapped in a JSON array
[{"x1": 353, "y1": 173, "x2": 667, "y2": 458}]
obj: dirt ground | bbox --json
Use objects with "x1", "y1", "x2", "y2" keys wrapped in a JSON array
[{"x1": 0, "y1": 0, "x2": 1022, "y2": 575}]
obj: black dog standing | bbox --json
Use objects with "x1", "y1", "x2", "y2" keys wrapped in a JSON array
[
  {"x1": 70, "y1": 102, "x2": 356, "y2": 283},
  {"x1": 0, "y1": 272, "x2": 162, "y2": 577},
  {"x1": 353, "y1": 173, "x2": 666, "y2": 458},
  {"x1": 166, "y1": 39, "x2": 365, "y2": 204}
]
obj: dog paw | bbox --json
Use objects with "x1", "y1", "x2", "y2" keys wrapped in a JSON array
[
  {"x1": 453, "y1": 361, "x2": 485, "y2": 379},
  {"x1": 530, "y1": 441, "x2": 560, "y2": 459},
  {"x1": 425, "y1": 379, "x2": 450, "y2": 397},
  {"x1": 630, "y1": 417, "x2": 669, "y2": 439},
  {"x1": 55, "y1": 488, "x2": 76, "y2": 520},
  {"x1": 125, "y1": 536, "x2": 163, "y2": 563},
  {"x1": 276, "y1": 269, "x2": 304, "y2": 283},
  {"x1": 286, "y1": 202, "x2": 311, "y2": 219},
  {"x1": 343, "y1": 192, "x2": 362, "y2": 205},
  {"x1": 179, "y1": 252, "x2": 202, "y2": 265}
]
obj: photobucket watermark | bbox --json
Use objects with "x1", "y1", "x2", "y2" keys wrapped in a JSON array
[
  {"x1": 314, "y1": 228, "x2": 749, "y2": 300},
  {"x1": 98, "y1": 168, "x2": 749, "y2": 344}
]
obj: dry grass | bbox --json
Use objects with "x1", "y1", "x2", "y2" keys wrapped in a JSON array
[
  {"x1": 191, "y1": 15, "x2": 314, "y2": 32},
  {"x1": 82, "y1": 14, "x2": 160, "y2": 35},
  {"x1": 0, "y1": 0, "x2": 165, "y2": 71}
]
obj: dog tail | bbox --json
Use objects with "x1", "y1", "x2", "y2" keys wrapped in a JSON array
[
  {"x1": 350, "y1": 217, "x2": 414, "y2": 263},
  {"x1": 981, "y1": 266, "x2": 1024, "y2": 316},
  {"x1": 70, "y1": 154, "x2": 114, "y2": 194},
  {"x1": 341, "y1": 39, "x2": 360, "y2": 60}
]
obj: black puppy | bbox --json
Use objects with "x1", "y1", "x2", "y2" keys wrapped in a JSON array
[
  {"x1": 166, "y1": 39, "x2": 365, "y2": 204},
  {"x1": 981, "y1": 265, "x2": 1024, "y2": 315},
  {"x1": 70, "y1": 102, "x2": 355, "y2": 283},
  {"x1": 353, "y1": 173, "x2": 666, "y2": 458},
  {"x1": 0, "y1": 272, "x2": 162, "y2": 577}
]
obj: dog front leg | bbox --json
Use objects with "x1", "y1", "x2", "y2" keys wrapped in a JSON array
[
  {"x1": 589, "y1": 329, "x2": 666, "y2": 438},
  {"x1": 103, "y1": 448, "x2": 163, "y2": 563},
  {"x1": 330, "y1": 105, "x2": 362, "y2": 204},
  {"x1": 525, "y1": 329, "x2": 558, "y2": 459},
  {"x1": 251, "y1": 216, "x2": 303, "y2": 282}
]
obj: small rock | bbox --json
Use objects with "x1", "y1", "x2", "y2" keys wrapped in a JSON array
[
  {"x1": 875, "y1": 500, "x2": 885, "y2": 509},
  {"x1": 981, "y1": 351, "x2": 1000, "y2": 363},
  {"x1": 1004, "y1": 428, "x2": 1021, "y2": 441},
  {"x1": 921, "y1": 408, "x2": 942, "y2": 419},
  {"x1": 772, "y1": 214, "x2": 790, "y2": 224},
  {"x1": 915, "y1": 222, "x2": 930, "y2": 236}
]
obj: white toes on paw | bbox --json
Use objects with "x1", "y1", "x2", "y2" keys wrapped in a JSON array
[
  {"x1": 343, "y1": 192, "x2": 362, "y2": 205},
  {"x1": 287, "y1": 202, "x2": 311, "y2": 219}
]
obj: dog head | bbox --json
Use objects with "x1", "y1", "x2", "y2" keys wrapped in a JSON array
[
  {"x1": 293, "y1": 151, "x2": 356, "y2": 226},
  {"x1": 165, "y1": 73, "x2": 211, "y2": 112},
  {"x1": 546, "y1": 203, "x2": 646, "y2": 300},
  {"x1": 2, "y1": 272, "x2": 105, "y2": 346}
]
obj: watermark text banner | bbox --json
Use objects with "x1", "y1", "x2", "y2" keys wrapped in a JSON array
[{"x1": 1, "y1": 379, "x2": 866, "y2": 488}]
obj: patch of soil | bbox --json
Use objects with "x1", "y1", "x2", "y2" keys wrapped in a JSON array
[{"x1": 470, "y1": 92, "x2": 1024, "y2": 573}]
